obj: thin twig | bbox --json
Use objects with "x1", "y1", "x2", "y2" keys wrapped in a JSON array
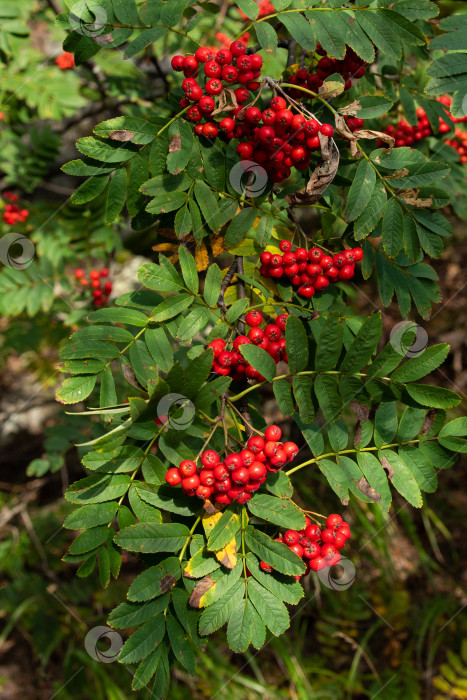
[
  {"x1": 218, "y1": 259, "x2": 238, "y2": 315},
  {"x1": 286, "y1": 39, "x2": 297, "y2": 68},
  {"x1": 236, "y1": 256, "x2": 246, "y2": 335}
]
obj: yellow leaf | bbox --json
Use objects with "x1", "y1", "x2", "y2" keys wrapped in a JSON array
[
  {"x1": 215, "y1": 537, "x2": 237, "y2": 569},
  {"x1": 210, "y1": 233, "x2": 226, "y2": 258},
  {"x1": 195, "y1": 242, "x2": 209, "y2": 271},
  {"x1": 202, "y1": 511, "x2": 222, "y2": 537}
]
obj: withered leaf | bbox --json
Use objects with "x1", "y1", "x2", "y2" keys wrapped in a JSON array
[
  {"x1": 189, "y1": 575, "x2": 215, "y2": 608},
  {"x1": 169, "y1": 133, "x2": 181, "y2": 154},
  {"x1": 350, "y1": 401, "x2": 371, "y2": 422},
  {"x1": 286, "y1": 133, "x2": 339, "y2": 206},
  {"x1": 380, "y1": 456, "x2": 395, "y2": 481},
  {"x1": 109, "y1": 130, "x2": 135, "y2": 142},
  {"x1": 335, "y1": 114, "x2": 395, "y2": 158},
  {"x1": 121, "y1": 363, "x2": 145, "y2": 392},
  {"x1": 356, "y1": 477, "x2": 381, "y2": 502},
  {"x1": 94, "y1": 33, "x2": 114, "y2": 45},
  {"x1": 160, "y1": 574, "x2": 177, "y2": 594},
  {"x1": 420, "y1": 408, "x2": 436, "y2": 436}
]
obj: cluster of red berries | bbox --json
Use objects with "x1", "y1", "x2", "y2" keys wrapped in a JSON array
[
  {"x1": 208, "y1": 311, "x2": 288, "y2": 381},
  {"x1": 74, "y1": 267, "x2": 112, "y2": 307},
  {"x1": 446, "y1": 127, "x2": 467, "y2": 164},
  {"x1": 171, "y1": 40, "x2": 263, "y2": 129},
  {"x1": 286, "y1": 46, "x2": 368, "y2": 99},
  {"x1": 234, "y1": 95, "x2": 334, "y2": 184},
  {"x1": 260, "y1": 241, "x2": 364, "y2": 298},
  {"x1": 2, "y1": 192, "x2": 29, "y2": 225},
  {"x1": 165, "y1": 425, "x2": 299, "y2": 505},
  {"x1": 260, "y1": 513, "x2": 352, "y2": 576},
  {"x1": 379, "y1": 97, "x2": 467, "y2": 148},
  {"x1": 55, "y1": 51, "x2": 75, "y2": 70}
]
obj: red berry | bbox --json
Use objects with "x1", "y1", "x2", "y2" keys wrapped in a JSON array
[
  {"x1": 279, "y1": 240, "x2": 292, "y2": 253},
  {"x1": 284, "y1": 530, "x2": 300, "y2": 545},
  {"x1": 245, "y1": 106, "x2": 262, "y2": 124},
  {"x1": 248, "y1": 327, "x2": 264, "y2": 345},
  {"x1": 219, "y1": 117, "x2": 235, "y2": 133},
  {"x1": 298, "y1": 284, "x2": 315, "y2": 299},
  {"x1": 194, "y1": 47, "x2": 212, "y2": 63},
  {"x1": 165, "y1": 467, "x2": 182, "y2": 486},
  {"x1": 218, "y1": 350, "x2": 233, "y2": 368},
  {"x1": 282, "y1": 442, "x2": 299, "y2": 461},
  {"x1": 249, "y1": 461, "x2": 267, "y2": 480},
  {"x1": 270, "y1": 96, "x2": 287, "y2": 112},
  {"x1": 320, "y1": 255, "x2": 333, "y2": 270},
  {"x1": 208, "y1": 338, "x2": 226, "y2": 358},
  {"x1": 247, "y1": 436, "x2": 265, "y2": 454},
  {"x1": 215, "y1": 493, "x2": 232, "y2": 504},
  {"x1": 171, "y1": 55, "x2": 185, "y2": 71},
  {"x1": 321, "y1": 528, "x2": 335, "y2": 544},
  {"x1": 224, "y1": 453, "x2": 243, "y2": 472},
  {"x1": 201, "y1": 450, "x2": 220, "y2": 468},
  {"x1": 270, "y1": 449, "x2": 287, "y2": 468},
  {"x1": 304, "y1": 524, "x2": 321, "y2": 541},
  {"x1": 182, "y1": 474, "x2": 200, "y2": 491},
  {"x1": 334, "y1": 533, "x2": 347, "y2": 549},
  {"x1": 196, "y1": 485, "x2": 213, "y2": 499},
  {"x1": 309, "y1": 247, "x2": 323, "y2": 262},
  {"x1": 264, "y1": 324, "x2": 281, "y2": 341},
  {"x1": 237, "y1": 55, "x2": 252, "y2": 71},
  {"x1": 320, "y1": 123, "x2": 334, "y2": 137},
  {"x1": 250, "y1": 54, "x2": 263, "y2": 70},
  {"x1": 260, "y1": 561, "x2": 274, "y2": 573},
  {"x1": 222, "y1": 65, "x2": 238, "y2": 83},
  {"x1": 213, "y1": 464, "x2": 229, "y2": 481},
  {"x1": 309, "y1": 556, "x2": 326, "y2": 571},
  {"x1": 100, "y1": 268, "x2": 109, "y2": 277},
  {"x1": 237, "y1": 142, "x2": 254, "y2": 159},
  {"x1": 233, "y1": 335, "x2": 251, "y2": 351},
  {"x1": 265, "y1": 425, "x2": 281, "y2": 442},
  {"x1": 74, "y1": 268, "x2": 85, "y2": 279},
  {"x1": 264, "y1": 440, "x2": 278, "y2": 458},
  {"x1": 205, "y1": 78, "x2": 223, "y2": 95},
  {"x1": 239, "y1": 449, "x2": 255, "y2": 467},
  {"x1": 288, "y1": 543, "x2": 304, "y2": 558},
  {"x1": 205, "y1": 60, "x2": 221, "y2": 78},
  {"x1": 179, "y1": 460, "x2": 197, "y2": 477},
  {"x1": 303, "y1": 542, "x2": 321, "y2": 559},
  {"x1": 314, "y1": 275, "x2": 329, "y2": 291},
  {"x1": 352, "y1": 247, "x2": 364, "y2": 261},
  {"x1": 199, "y1": 96, "x2": 215, "y2": 114},
  {"x1": 217, "y1": 49, "x2": 233, "y2": 65},
  {"x1": 338, "y1": 264, "x2": 354, "y2": 281},
  {"x1": 230, "y1": 41, "x2": 246, "y2": 57},
  {"x1": 200, "y1": 470, "x2": 215, "y2": 487},
  {"x1": 215, "y1": 477, "x2": 232, "y2": 492},
  {"x1": 245, "y1": 310, "x2": 263, "y2": 327},
  {"x1": 232, "y1": 467, "x2": 249, "y2": 485},
  {"x1": 187, "y1": 105, "x2": 202, "y2": 122},
  {"x1": 275, "y1": 314, "x2": 288, "y2": 331}
]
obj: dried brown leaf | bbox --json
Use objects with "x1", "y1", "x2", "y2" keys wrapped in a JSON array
[
  {"x1": 356, "y1": 477, "x2": 381, "y2": 502},
  {"x1": 286, "y1": 133, "x2": 340, "y2": 206},
  {"x1": 189, "y1": 575, "x2": 215, "y2": 608}
]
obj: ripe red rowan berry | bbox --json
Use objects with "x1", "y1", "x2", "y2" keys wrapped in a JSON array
[
  {"x1": 247, "y1": 436, "x2": 265, "y2": 453},
  {"x1": 245, "y1": 310, "x2": 263, "y2": 327},
  {"x1": 179, "y1": 460, "x2": 197, "y2": 477},
  {"x1": 165, "y1": 468, "x2": 182, "y2": 486},
  {"x1": 284, "y1": 530, "x2": 300, "y2": 545},
  {"x1": 199, "y1": 470, "x2": 215, "y2": 487},
  {"x1": 224, "y1": 453, "x2": 243, "y2": 471},
  {"x1": 270, "y1": 96, "x2": 287, "y2": 112},
  {"x1": 230, "y1": 41, "x2": 246, "y2": 57},
  {"x1": 201, "y1": 450, "x2": 220, "y2": 468}
]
